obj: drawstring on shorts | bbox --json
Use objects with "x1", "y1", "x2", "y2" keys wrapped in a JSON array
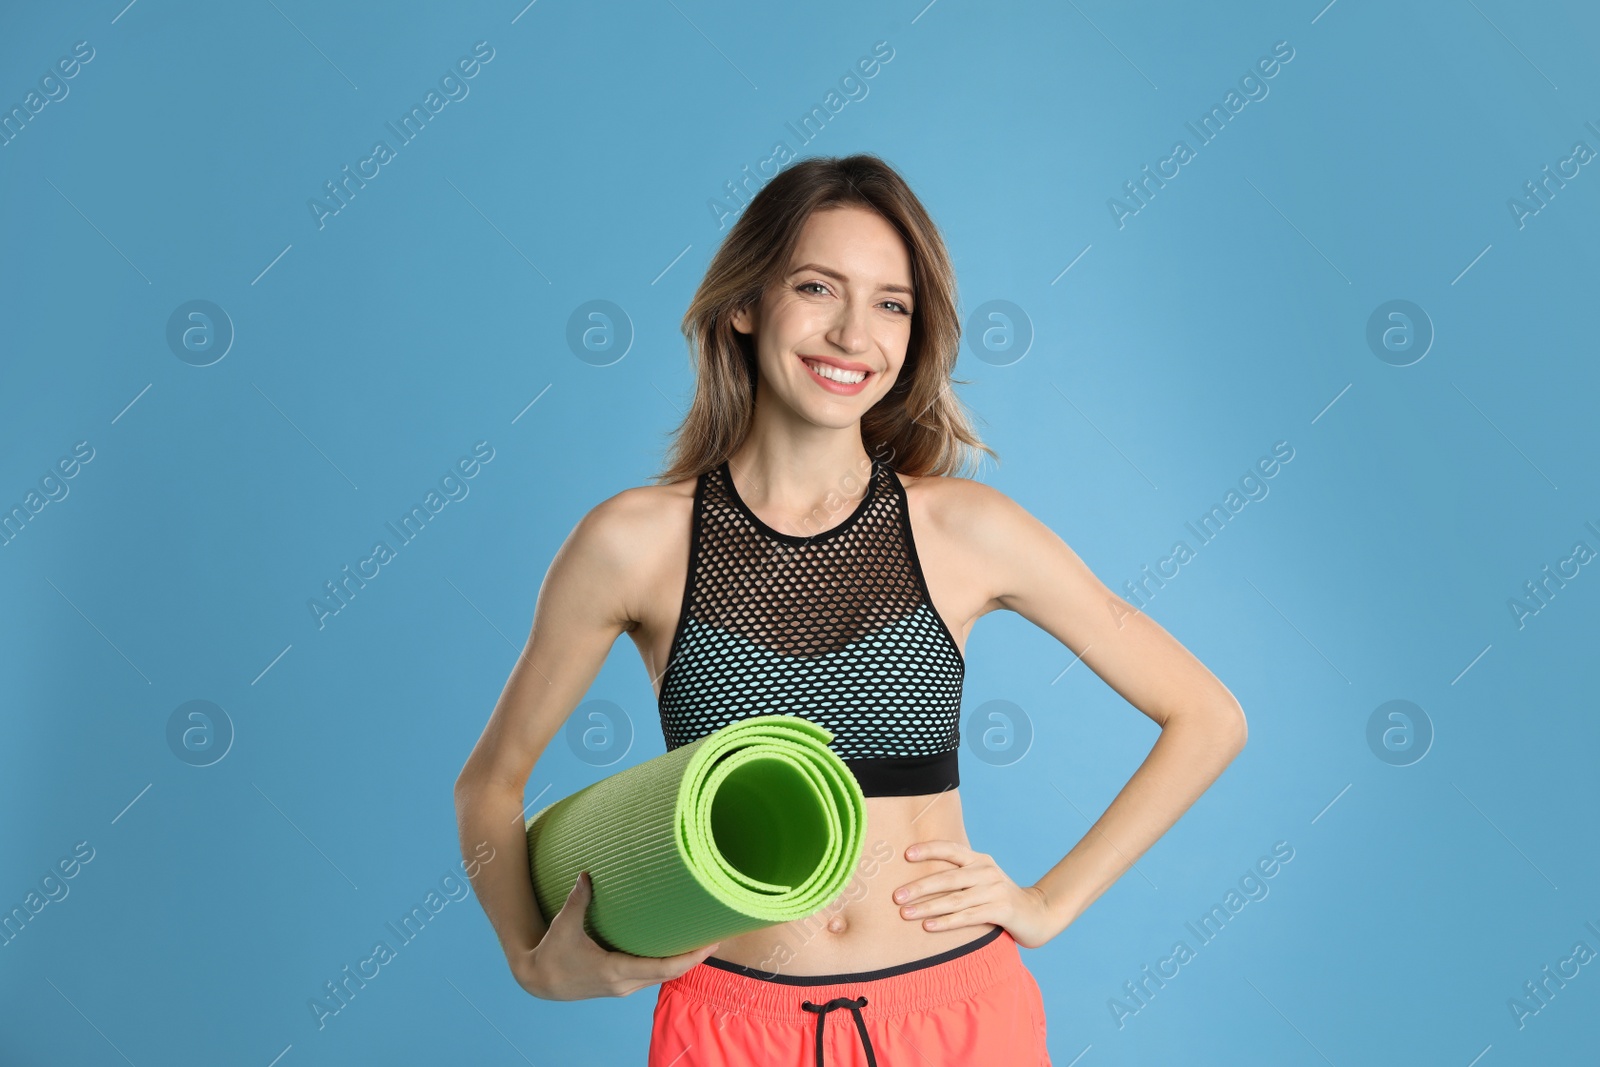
[{"x1": 800, "y1": 995, "x2": 877, "y2": 1066}]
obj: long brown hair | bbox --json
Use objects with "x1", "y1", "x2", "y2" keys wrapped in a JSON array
[{"x1": 653, "y1": 153, "x2": 995, "y2": 485}]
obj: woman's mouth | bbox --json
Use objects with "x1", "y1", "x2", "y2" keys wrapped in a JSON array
[{"x1": 800, "y1": 356, "x2": 872, "y2": 395}]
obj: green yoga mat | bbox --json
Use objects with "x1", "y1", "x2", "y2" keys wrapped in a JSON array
[{"x1": 525, "y1": 714, "x2": 867, "y2": 958}]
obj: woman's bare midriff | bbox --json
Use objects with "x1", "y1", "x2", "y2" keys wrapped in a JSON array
[{"x1": 705, "y1": 789, "x2": 997, "y2": 976}]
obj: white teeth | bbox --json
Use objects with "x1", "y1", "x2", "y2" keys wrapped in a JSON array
[{"x1": 804, "y1": 359, "x2": 867, "y2": 385}]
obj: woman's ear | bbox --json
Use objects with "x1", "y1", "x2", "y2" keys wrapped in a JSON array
[{"x1": 730, "y1": 302, "x2": 755, "y2": 335}]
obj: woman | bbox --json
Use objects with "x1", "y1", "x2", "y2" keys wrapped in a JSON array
[{"x1": 454, "y1": 153, "x2": 1247, "y2": 1065}]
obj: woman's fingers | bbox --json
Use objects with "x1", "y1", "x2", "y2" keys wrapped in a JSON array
[
  {"x1": 552, "y1": 870, "x2": 591, "y2": 921},
  {"x1": 893, "y1": 867, "x2": 985, "y2": 907},
  {"x1": 614, "y1": 941, "x2": 720, "y2": 982},
  {"x1": 918, "y1": 903, "x2": 994, "y2": 932},
  {"x1": 904, "y1": 839, "x2": 977, "y2": 865},
  {"x1": 902, "y1": 881, "x2": 998, "y2": 920},
  {"x1": 894, "y1": 849, "x2": 999, "y2": 908}
]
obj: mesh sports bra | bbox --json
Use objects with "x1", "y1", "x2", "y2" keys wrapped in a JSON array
[{"x1": 656, "y1": 454, "x2": 966, "y2": 797}]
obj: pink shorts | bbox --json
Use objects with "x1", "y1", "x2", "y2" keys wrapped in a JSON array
[{"x1": 647, "y1": 926, "x2": 1052, "y2": 1066}]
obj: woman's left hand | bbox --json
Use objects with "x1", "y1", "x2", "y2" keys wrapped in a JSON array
[{"x1": 893, "y1": 840, "x2": 1060, "y2": 949}]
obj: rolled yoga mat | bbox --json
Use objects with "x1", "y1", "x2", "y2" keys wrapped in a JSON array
[{"x1": 524, "y1": 714, "x2": 867, "y2": 958}]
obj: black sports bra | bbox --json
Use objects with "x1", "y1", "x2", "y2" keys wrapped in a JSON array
[{"x1": 656, "y1": 454, "x2": 966, "y2": 797}]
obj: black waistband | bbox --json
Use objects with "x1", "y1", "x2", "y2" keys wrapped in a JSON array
[
  {"x1": 703, "y1": 926, "x2": 1002, "y2": 986},
  {"x1": 843, "y1": 750, "x2": 959, "y2": 798}
]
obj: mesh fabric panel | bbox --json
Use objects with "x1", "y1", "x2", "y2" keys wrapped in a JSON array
[{"x1": 657, "y1": 456, "x2": 965, "y2": 795}]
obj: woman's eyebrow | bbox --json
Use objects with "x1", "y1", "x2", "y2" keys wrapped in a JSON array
[{"x1": 788, "y1": 262, "x2": 914, "y2": 297}]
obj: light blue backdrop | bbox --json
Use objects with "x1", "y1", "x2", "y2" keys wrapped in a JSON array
[{"x1": 3, "y1": 1, "x2": 1597, "y2": 1064}]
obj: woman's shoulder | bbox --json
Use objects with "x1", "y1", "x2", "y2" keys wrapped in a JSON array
[
  {"x1": 566, "y1": 472, "x2": 697, "y2": 565},
  {"x1": 894, "y1": 468, "x2": 1037, "y2": 546},
  {"x1": 894, "y1": 467, "x2": 1020, "y2": 519},
  {"x1": 533, "y1": 475, "x2": 695, "y2": 627}
]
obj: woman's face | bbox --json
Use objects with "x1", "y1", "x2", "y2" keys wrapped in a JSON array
[{"x1": 731, "y1": 204, "x2": 916, "y2": 431}]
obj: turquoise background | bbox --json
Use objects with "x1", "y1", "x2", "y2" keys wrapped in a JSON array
[{"x1": 2, "y1": 1, "x2": 1597, "y2": 1063}]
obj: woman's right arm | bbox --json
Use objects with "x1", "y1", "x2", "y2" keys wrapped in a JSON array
[{"x1": 452, "y1": 493, "x2": 718, "y2": 1000}]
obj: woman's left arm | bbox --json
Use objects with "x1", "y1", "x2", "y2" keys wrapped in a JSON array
[{"x1": 896, "y1": 480, "x2": 1248, "y2": 948}]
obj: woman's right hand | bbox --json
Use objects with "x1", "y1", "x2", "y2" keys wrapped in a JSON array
[{"x1": 514, "y1": 871, "x2": 721, "y2": 1001}]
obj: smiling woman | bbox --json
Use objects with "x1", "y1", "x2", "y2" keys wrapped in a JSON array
[
  {"x1": 659, "y1": 158, "x2": 982, "y2": 486},
  {"x1": 454, "y1": 153, "x2": 1247, "y2": 1067}
]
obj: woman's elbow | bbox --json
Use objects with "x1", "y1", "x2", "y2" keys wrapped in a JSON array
[
  {"x1": 1175, "y1": 698, "x2": 1246, "y2": 754},
  {"x1": 454, "y1": 757, "x2": 526, "y2": 809},
  {"x1": 454, "y1": 757, "x2": 495, "y2": 807},
  {"x1": 1221, "y1": 700, "x2": 1248, "y2": 754}
]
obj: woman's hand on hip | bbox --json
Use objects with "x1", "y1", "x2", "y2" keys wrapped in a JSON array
[{"x1": 892, "y1": 840, "x2": 1059, "y2": 949}]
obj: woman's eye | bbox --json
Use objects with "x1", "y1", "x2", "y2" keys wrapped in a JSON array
[{"x1": 797, "y1": 282, "x2": 910, "y2": 315}]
